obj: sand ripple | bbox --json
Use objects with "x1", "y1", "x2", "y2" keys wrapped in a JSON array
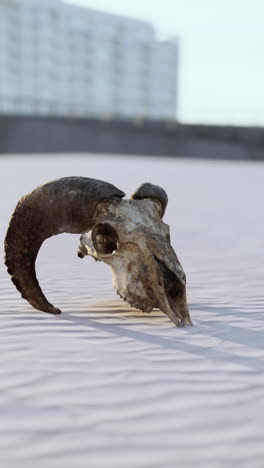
[{"x1": 0, "y1": 156, "x2": 264, "y2": 468}]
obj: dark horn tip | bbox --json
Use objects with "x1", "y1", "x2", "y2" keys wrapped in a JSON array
[
  {"x1": 51, "y1": 308, "x2": 62, "y2": 315},
  {"x1": 40, "y1": 305, "x2": 62, "y2": 315}
]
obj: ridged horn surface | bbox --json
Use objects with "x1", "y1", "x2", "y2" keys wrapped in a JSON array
[
  {"x1": 4, "y1": 177, "x2": 125, "y2": 314},
  {"x1": 131, "y1": 183, "x2": 168, "y2": 218}
]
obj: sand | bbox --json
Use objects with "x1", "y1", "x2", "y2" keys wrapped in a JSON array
[{"x1": 0, "y1": 154, "x2": 263, "y2": 468}]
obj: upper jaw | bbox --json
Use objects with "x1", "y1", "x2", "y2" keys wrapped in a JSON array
[
  {"x1": 157, "y1": 286, "x2": 193, "y2": 327},
  {"x1": 141, "y1": 235, "x2": 192, "y2": 326},
  {"x1": 155, "y1": 257, "x2": 193, "y2": 327}
]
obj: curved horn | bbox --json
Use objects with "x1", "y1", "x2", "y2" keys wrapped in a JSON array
[
  {"x1": 131, "y1": 183, "x2": 168, "y2": 218},
  {"x1": 5, "y1": 177, "x2": 125, "y2": 314}
]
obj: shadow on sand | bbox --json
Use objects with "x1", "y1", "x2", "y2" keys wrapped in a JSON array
[{"x1": 58, "y1": 301, "x2": 264, "y2": 372}]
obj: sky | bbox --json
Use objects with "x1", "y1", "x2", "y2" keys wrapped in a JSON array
[{"x1": 65, "y1": 0, "x2": 264, "y2": 126}]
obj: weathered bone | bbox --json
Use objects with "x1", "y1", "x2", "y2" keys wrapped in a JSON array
[
  {"x1": 5, "y1": 177, "x2": 192, "y2": 326},
  {"x1": 79, "y1": 196, "x2": 192, "y2": 327}
]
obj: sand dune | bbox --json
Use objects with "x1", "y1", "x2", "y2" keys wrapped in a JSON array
[{"x1": 0, "y1": 155, "x2": 263, "y2": 468}]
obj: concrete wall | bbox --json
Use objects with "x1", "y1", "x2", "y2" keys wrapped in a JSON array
[{"x1": 0, "y1": 115, "x2": 264, "y2": 161}]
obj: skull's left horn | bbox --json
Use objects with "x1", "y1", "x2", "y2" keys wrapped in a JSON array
[
  {"x1": 131, "y1": 182, "x2": 168, "y2": 218},
  {"x1": 4, "y1": 177, "x2": 125, "y2": 314}
]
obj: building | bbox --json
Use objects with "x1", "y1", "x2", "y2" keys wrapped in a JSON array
[{"x1": 0, "y1": 0, "x2": 179, "y2": 120}]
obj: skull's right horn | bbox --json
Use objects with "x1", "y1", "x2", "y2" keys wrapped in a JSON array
[
  {"x1": 131, "y1": 183, "x2": 168, "y2": 218},
  {"x1": 4, "y1": 177, "x2": 125, "y2": 315}
]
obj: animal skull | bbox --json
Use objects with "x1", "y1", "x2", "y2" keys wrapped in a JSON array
[
  {"x1": 5, "y1": 177, "x2": 192, "y2": 327},
  {"x1": 78, "y1": 198, "x2": 192, "y2": 327}
]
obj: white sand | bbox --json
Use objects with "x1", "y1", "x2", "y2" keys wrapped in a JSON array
[{"x1": 0, "y1": 155, "x2": 263, "y2": 468}]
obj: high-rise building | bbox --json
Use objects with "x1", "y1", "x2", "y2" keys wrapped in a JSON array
[{"x1": 0, "y1": 0, "x2": 179, "y2": 120}]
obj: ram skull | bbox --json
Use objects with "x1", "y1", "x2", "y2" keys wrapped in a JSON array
[{"x1": 5, "y1": 177, "x2": 192, "y2": 327}]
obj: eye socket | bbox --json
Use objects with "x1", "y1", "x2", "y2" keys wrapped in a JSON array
[{"x1": 92, "y1": 223, "x2": 119, "y2": 255}]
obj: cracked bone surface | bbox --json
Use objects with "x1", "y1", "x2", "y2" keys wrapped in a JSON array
[
  {"x1": 79, "y1": 197, "x2": 192, "y2": 327},
  {"x1": 5, "y1": 177, "x2": 192, "y2": 326}
]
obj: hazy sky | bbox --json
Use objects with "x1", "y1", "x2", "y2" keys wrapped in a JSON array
[{"x1": 66, "y1": 0, "x2": 264, "y2": 126}]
